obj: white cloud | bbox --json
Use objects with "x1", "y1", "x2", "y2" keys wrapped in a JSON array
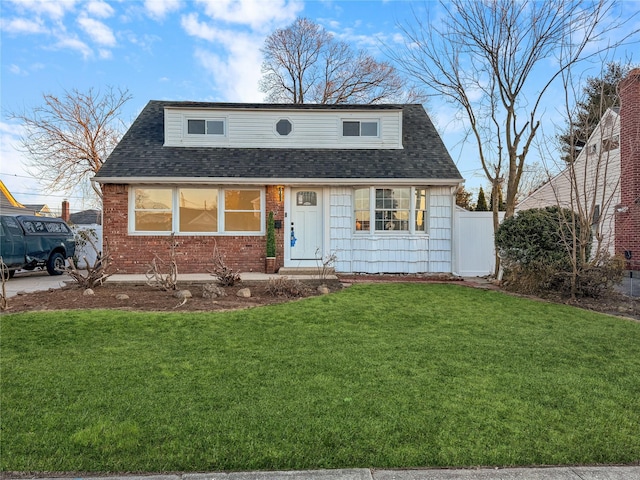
[
  {"x1": 193, "y1": 0, "x2": 302, "y2": 31},
  {"x1": 77, "y1": 15, "x2": 116, "y2": 46},
  {"x1": 194, "y1": 34, "x2": 264, "y2": 102},
  {"x1": 7, "y1": 0, "x2": 78, "y2": 20},
  {"x1": 144, "y1": 0, "x2": 182, "y2": 20},
  {"x1": 181, "y1": 12, "x2": 219, "y2": 42},
  {"x1": 50, "y1": 36, "x2": 93, "y2": 59},
  {"x1": 86, "y1": 0, "x2": 115, "y2": 18},
  {"x1": 1, "y1": 17, "x2": 47, "y2": 34},
  {"x1": 8, "y1": 64, "x2": 26, "y2": 75}
]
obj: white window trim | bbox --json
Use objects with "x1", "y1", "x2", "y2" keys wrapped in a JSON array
[
  {"x1": 183, "y1": 115, "x2": 227, "y2": 138},
  {"x1": 129, "y1": 186, "x2": 265, "y2": 236},
  {"x1": 353, "y1": 186, "x2": 430, "y2": 236}
]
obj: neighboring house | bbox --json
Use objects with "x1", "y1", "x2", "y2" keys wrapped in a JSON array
[
  {"x1": 517, "y1": 68, "x2": 640, "y2": 270},
  {"x1": 0, "y1": 180, "x2": 27, "y2": 215},
  {"x1": 517, "y1": 107, "x2": 621, "y2": 255},
  {"x1": 94, "y1": 102, "x2": 463, "y2": 274},
  {"x1": 22, "y1": 204, "x2": 55, "y2": 217},
  {"x1": 69, "y1": 209, "x2": 102, "y2": 226}
]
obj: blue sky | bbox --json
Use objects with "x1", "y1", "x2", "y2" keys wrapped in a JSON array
[{"x1": 1, "y1": 0, "x2": 638, "y2": 214}]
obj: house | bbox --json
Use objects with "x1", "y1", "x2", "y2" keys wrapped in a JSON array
[
  {"x1": 0, "y1": 180, "x2": 27, "y2": 215},
  {"x1": 517, "y1": 68, "x2": 640, "y2": 270},
  {"x1": 94, "y1": 102, "x2": 463, "y2": 274}
]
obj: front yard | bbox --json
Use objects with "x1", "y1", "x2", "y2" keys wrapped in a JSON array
[{"x1": 1, "y1": 283, "x2": 639, "y2": 473}]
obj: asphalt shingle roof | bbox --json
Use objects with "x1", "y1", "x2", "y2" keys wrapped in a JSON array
[{"x1": 95, "y1": 101, "x2": 462, "y2": 182}]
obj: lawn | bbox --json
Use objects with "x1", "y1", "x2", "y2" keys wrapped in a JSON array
[{"x1": 1, "y1": 283, "x2": 639, "y2": 473}]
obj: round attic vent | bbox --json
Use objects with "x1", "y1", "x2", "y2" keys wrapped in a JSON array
[{"x1": 276, "y1": 119, "x2": 292, "y2": 136}]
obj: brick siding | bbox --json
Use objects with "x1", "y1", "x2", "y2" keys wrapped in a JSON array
[
  {"x1": 101, "y1": 184, "x2": 285, "y2": 273},
  {"x1": 616, "y1": 68, "x2": 640, "y2": 270}
]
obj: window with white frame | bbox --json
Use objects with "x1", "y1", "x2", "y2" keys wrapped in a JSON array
[
  {"x1": 342, "y1": 120, "x2": 379, "y2": 137},
  {"x1": 131, "y1": 187, "x2": 263, "y2": 234},
  {"x1": 354, "y1": 187, "x2": 428, "y2": 233},
  {"x1": 187, "y1": 118, "x2": 225, "y2": 136}
]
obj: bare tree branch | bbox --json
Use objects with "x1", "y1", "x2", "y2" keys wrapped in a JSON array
[
  {"x1": 9, "y1": 86, "x2": 132, "y2": 201},
  {"x1": 260, "y1": 17, "x2": 423, "y2": 104}
]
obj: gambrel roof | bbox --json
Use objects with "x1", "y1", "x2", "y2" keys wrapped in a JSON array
[{"x1": 95, "y1": 101, "x2": 462, "y2": 184}]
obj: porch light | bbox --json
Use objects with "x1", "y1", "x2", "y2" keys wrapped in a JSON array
[{"x1": 277, "y1": 185, "x2": 284, "y2": 202}]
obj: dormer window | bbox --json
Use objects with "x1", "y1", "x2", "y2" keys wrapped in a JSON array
[
  {"x1": 187, "y1": 119, "x2": 225, "y2": 136},
  {"x1": 343, "y1": 120, "x2": 378, "y2": 137}
]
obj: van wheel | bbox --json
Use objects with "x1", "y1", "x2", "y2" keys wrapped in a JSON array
[
  {"x1": 0, "y1": 263, "x2": 13, "y2": 280},
  {"x1": 46, "y1": 252, "x2": 65, "y2": 276}
]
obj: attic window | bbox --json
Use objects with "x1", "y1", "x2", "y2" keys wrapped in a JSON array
[
  {"x1": 187, "y1": 119, "x2": 225, "y2": 135},
  {"x1": 276, "y1": 119, "x2": 292, "y2": 136},
  {"x1": 343, "y1": 120, "x2": 378, "y2": 137}
]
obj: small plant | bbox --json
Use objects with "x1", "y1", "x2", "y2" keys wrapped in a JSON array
[
  {"x1": 265, "y1": 276, "x2": 309, "y2": 297},
  {"x1": 0, "y1": 257, "x2": 8, "y2": 311},
  {"x1": 146, "y1": 233, "x2": 179, "y2": 291},
  {"x1": 315, "y1": 248, "x2": 337, "y2": 281},
  {"x1": 266, "y1": 211, "x2": 276, "y2": 258},
  {"x1": 209, "y1": 239, "x2": 241, "y2": 287},
  {"x1": 65, "y1": 241, "x2": 115, "y2": 289}
]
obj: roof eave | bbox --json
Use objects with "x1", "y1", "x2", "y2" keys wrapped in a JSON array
[{"x1": 93, "y1": 176, "x2": 463, "y2": 186}]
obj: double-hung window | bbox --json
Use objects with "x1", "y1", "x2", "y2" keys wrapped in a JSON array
[
  {"x1": 131, "y1": 187, "x2": 263, "y2": 234},
  {"x1": 354, "y1": 187, "x2": 428, "y2": 234}
]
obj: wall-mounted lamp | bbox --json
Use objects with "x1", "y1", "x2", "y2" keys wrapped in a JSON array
[{"x1": 277, "y1": 185, "x2": 284, "y2": 202}]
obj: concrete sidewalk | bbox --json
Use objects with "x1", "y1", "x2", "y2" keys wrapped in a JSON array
[{"x1": 33, "y1": 466, "x2": 640, "y2": 480}]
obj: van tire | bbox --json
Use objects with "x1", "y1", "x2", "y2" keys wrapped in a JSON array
[{"x1": 47, "y1": 252, "x2": 65, "y2": 276}]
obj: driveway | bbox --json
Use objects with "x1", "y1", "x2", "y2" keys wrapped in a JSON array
[{"x1": 3, "y1": 270, "x2": 71, "y2": 298}]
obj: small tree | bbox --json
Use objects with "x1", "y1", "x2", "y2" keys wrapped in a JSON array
[
  {"x1": 475, "y1": 187, "x2": 489, "y2": 212},
  {"x1": 456, "y1": 186, "x2": 474, "y2": 210},
  {"x1": 266, "y1": 211, "x2": 276, "y2": 258}
]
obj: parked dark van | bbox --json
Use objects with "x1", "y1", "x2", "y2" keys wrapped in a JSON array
[{"x1": 0, "y1": 214, "x2": 76, "y2": 277}]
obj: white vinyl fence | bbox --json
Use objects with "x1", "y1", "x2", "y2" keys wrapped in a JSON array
[{"x1": 454, "y1": 208, "x2": 505, "y2": 277}]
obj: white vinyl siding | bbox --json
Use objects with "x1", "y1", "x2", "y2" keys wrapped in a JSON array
[{"x1": 164, "y1": 108, "x2": 403, "y2": 149}]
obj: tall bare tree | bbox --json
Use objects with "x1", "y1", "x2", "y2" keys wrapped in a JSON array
[
  {"x1": 260, "y1": 17, "x2": 420, "y2": 104},
  {"x1": 391, "y1": 0, "x2": 638, "y2": 275},
  {"x1": 11, "y1": 86, "x2": 132, "y2": 201}
]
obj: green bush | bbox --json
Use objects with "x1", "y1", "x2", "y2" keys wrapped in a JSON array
[
  {"x1": 266, "y1": 211, "x2": 276, "y2": 257},
  {"x1": 495, "y1": 207, "x2": 609, "y2": 297}
]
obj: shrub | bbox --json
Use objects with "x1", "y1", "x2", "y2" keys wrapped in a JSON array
[
  {"x1": 495, "y1": 206, "x2": 601, "y2": 297},
  {"x1": 265, "y1": 276, "x2": 309, "y2": 297}
]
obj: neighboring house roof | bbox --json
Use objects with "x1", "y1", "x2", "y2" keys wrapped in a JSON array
[
  {"x1": 95, "y1": 101, "x2": 462, "y2": 184},
  {"x1": 69, "y1": 209, "x2": 102, "y2": 225},
  {"x1": 0, "y1": 180, "x2": 27, "y2": 214}
]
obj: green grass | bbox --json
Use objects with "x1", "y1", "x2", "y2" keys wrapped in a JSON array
[{"x1": 1, "y1": 284, "x2": 639, "y2": 472}]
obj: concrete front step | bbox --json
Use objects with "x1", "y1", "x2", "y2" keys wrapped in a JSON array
[{"x1": 278, "y1": 267, "x2": 335, "y2": 276}]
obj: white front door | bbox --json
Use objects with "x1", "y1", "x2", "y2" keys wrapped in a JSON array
[{"x1": 290, "y1": 188, "x2": 323, "y2": 260}]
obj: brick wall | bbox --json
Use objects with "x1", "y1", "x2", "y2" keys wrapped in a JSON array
[
  {"x1": 616, "y1": 68, "x2": 640, "y2": 270},
  {"x1": 101, "y1": 184, "x2": 285, "y2": 273}
]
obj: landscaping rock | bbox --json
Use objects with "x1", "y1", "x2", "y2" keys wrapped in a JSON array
[
  {"x1": 174, "y1": 289, "x2": 192, "y2": 299},
  {"x1": 83, "y1": 288, "x2": 95, "y2": 296},
  {"x1": 236, "y1": 287, "x2": 251, "y2": 298},
  {"x1": 115, "y1": 294, "x2": 130, "y2": 300},
  {"x1": 203, "y1": 284, "x2": 227, "y2": 299},
  {"x1": 317, "y1": 284, "x2": 330, "y2": 295}
]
